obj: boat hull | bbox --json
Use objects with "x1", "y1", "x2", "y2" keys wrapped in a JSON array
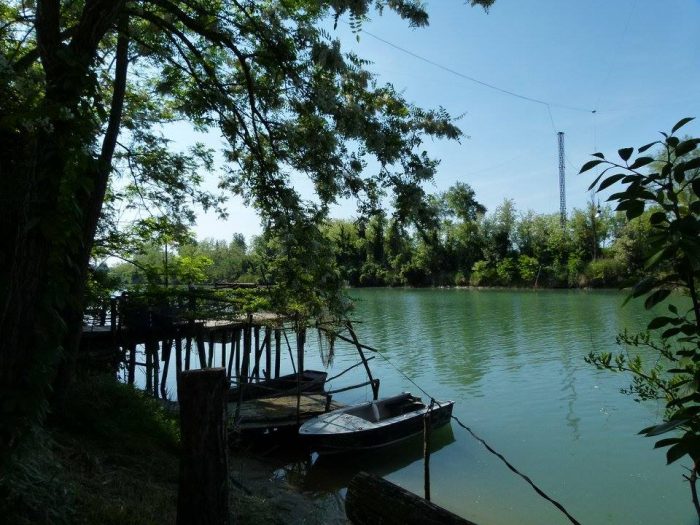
[{"x1": 299, "y1": 394, "x2": 454, "y2": 454}]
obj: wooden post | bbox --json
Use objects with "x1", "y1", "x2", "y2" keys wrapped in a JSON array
[
  {"x1": 161, "y1": 339, "x2": 172, "y2": 399},
  {"x1": 423, "y1": 408, "x2": 432, "y2": 501},
  {"x1": 345, "y1": 472, "x2": 478, "y2": 525},
  {"x1": 227, "y1": 330, "x2": 236, "y2": 381},
  {"x1": 221, "y1": 331, "x2": 226, "y2": 368},
  {"x1": 264, "y1": 327, "x2": 272, "y2": 380},
  {"x1": 253, "y1": 326, "x2": 260, "y2": 380},
  {"x1": 297, "y1": 329, "x2": 305, "y2": 374},
  {"x1": 240, "y1": 316, "x2": 252, "y2": 383},
  {"x1": 185, "y1": 334, "x2": 192, "y2": 371},
  {"x1": 347, "y1": 322, "x2": 378, "y2": 400},
  {"x1": 145, "y1": 344, "x2": 153, "y2": 394},
  {"x1": 196, "y1": 325, "x2": 206, "y2": 368},
  {"x1": 208, "y1": 333, "x2": 215, "y2": 368},
  {"x1": 233, "y1": 328, "x2": 240, "y2": 380},
  {"x1": 151, "y1": 341, "x2": 160, "y2": 398},
  {"x1": 274, "y1": 329, "x2": 281, "y2": 378},
  {"x1": 175, "y1": 335, "x2": 183, "y2": 376},
  {"x1": 127, "y1": 342, "x2": 137, "y2": 385},
  {"x1": 177, "y1": 368, "x2": 228, "y2": 525}
]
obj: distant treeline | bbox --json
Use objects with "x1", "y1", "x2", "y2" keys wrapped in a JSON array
[{"x1": 105, "y1": 183, "x2": 654, "y2": 290}]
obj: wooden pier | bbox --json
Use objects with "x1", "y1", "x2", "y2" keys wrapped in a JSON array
[{"x1": 80, "y1": 290, "x2": 373, "y2": 435}]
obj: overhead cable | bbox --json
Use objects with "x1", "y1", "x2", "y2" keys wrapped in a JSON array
[{"x1": 356, "y1": 27, "x2": 595, "y2": 114}]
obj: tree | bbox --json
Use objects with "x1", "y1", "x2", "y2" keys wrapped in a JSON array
[
  {"x1": 0, "y1": 0, "x2": 496, "y2": 464},
  {"x1": 583, "y1": 118, "x2": 700, "y2": 520}
]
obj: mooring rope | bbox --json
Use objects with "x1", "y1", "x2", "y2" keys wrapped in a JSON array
[{"x1": 370, "y1": 344, "x2": 583, "y2": 525}]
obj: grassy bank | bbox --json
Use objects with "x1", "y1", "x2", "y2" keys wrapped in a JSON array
[{"x1": 0, "y1": 375, "x2": 346, "y2": 525}]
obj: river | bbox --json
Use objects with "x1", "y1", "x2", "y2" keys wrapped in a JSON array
[{"x1": 275, "y1": 288, "x2": 693, "y2": 525}]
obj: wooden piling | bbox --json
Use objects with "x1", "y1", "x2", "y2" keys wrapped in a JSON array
[
  {"x1": 175, "y1": 335, "x2": 183, "y2": 375},
  {"x1": 234, "y1": 328, "x2": 240, "y2": 379},
  {"x1": 196, "y1": 325, "x2": 206, "y2": 368},
  {"x1": 176, "y1": 368, "x2": 228, "y2": 525},
  {"x1": 221, "y1": 330, "x2": 227, "y2": 368},
  {"x1": 240, "y1": 317, "x2": 251, "y2": 383},
  {"x1": 264, "y1": 327, "x2": 272, "y2": 380},
  {"x1": 185, "y1": 334, "x2": 192, "y2": 371},
  {"x1": 207, "y1": 333, "x2": 214, "y2": 369},
  {"x1": 145, "y1": 344, "x2": 153, "y2": 394},
  {"x1": 253, "y1": 326, "x2": 260, "y2": 380},
  {"x1": 160, "y1": 339, "x2": 172, "y2": 399},
  {"x1": 274, "y1": 329, "x2": 281, "y2": 378},
  {"x1": 226, "y1": 330, "x2": 236, "y2": 381},
  {"x1": 127, "y1": 343, "x2": 137, "y2": 385}
]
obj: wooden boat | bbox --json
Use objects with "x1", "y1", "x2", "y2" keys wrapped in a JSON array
[
  {"x1": 228, "y1": 369, "x2": 327, "y2": 402},
  {"x1": 298, "y1": 392, "x2": 454, "y2": 454}
]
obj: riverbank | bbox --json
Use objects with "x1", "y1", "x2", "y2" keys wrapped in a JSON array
[{"x1": 0, "y1": 376, "x2": 346, "y2": 525}]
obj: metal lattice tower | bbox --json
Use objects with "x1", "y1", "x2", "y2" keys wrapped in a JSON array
[{"x1": 558, "y1": 132, "x2": 566, "y2": 226}]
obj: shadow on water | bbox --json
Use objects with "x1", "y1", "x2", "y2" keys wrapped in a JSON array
[{"x1": 275, "y1": 424, "x2": 456, "y2": 494}]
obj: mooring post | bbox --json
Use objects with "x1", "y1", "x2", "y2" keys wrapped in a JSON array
[
  {"x1": 423, "y1": 404, "x2": 432, "y2": 502},
  {"x1": 177, "y1": 368, "x2": 228, "y2": 525}
]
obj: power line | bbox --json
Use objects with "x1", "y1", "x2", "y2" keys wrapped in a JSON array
[{"x1": 356, "y1": 26, "x2": 595, "y2": 114}]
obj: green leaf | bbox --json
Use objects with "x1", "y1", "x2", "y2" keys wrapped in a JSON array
[
  {"x1": 579, "y1": 159, "x2": 604, "y2": 174},
  {"x1": 644, "y1": 289, "x2": 671, "y2": 310},
  {"x1": 597, "y1": 174, "x2": 625, "y2": 191},
  {"x1": 618, "y1": 147, "x2": 634, "y2": 161},
  {"x1": 675, "y1": 139, "x2": 699, "y2": 158},
  {"x1": 631, "y1": 276, "x2": 657, "y2": 298},
  {"x1": 672, "y1": 117, "x2": 695, "y2": 134},
  {"x1": 654, "y1": 437, "x2": 681, "y2": 449},
  {"x1": 649, "y1": 212, "x2": 668, "y2": 225},
  {"x1": 666, "y1": 442, "x2": 688, "y2": 464},
  {"x1": 661, "y1": 327, "x2": 682, "y2": 338},
  {"x1": 644, "y1": 248, "x2": 667, "y2": 270},
  {"x1": 692, "y1": 180, "x2": 700, "y2": 198},
  {"x1": 648, "y1": 317, "x2": 673, "y2": 330},
  {"x1": 684, "y1": 157, "x2": 700, "y2": 171},
  {"x1": 628, "y1": 156, "x2": 654, "y2": 170},
  {"x1": 638, "y1": 141, "x2": 659, "y2": 153},
  {"x1": 640, "y1": 418, "x2": 688, "y2": 436},
  {"x1": 587, "y1": 173, "x2": 604, "y2": 191},
  {"x1": 626, "y1": 201, "x2": 645, "y2": 220},
  {"x1": 668, "y1": 304, "x2": 678, "y2": 314},
  {"x1": 592, "y1": 152, "x2": 605, "y2": 159}
]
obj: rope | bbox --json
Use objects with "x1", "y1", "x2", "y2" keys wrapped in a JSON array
[
  {"x1": 451, "y1": 416, "x2": 582, "y2": 525},
  {"x1": 371, "y1": 343, "x2": 583, "y2": 525}
]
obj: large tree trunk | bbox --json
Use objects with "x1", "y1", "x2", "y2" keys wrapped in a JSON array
[{"x1": 0, "y1": 0, "x2": 126, "y2": 466}]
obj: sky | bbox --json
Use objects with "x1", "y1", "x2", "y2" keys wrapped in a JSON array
[{"x1": 190, "y1": 0, "x2": 700, "y2": 242}]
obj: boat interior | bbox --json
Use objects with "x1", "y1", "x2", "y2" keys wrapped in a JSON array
[{"x1": 345, "y1": 394, "x2": 426, "y2": 423}]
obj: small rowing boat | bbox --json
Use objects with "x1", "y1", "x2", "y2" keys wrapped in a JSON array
[
  {"x1": 228, "y1": 370, "x2": 327, "y2": 401},
  {"x1": 298, "y1": 392, "x2": 454, "y2": 454}
]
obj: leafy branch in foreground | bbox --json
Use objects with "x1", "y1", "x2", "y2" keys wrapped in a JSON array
[{"x1": 582, "y1": 117, "x2": 700, "y2": 521}]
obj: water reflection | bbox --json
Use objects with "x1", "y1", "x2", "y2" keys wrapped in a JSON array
[{"x1": 276, "y1": 424, "x2": 456, "y2": 494}]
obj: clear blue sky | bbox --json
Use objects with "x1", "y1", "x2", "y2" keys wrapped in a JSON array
[{"x1": 192, "y1": 0, "x2": 700, "y2": 242}]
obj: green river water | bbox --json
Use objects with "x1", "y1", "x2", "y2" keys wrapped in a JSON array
[{"x1": 278, "y1": 288, "x2": 693, "y2": 525}]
